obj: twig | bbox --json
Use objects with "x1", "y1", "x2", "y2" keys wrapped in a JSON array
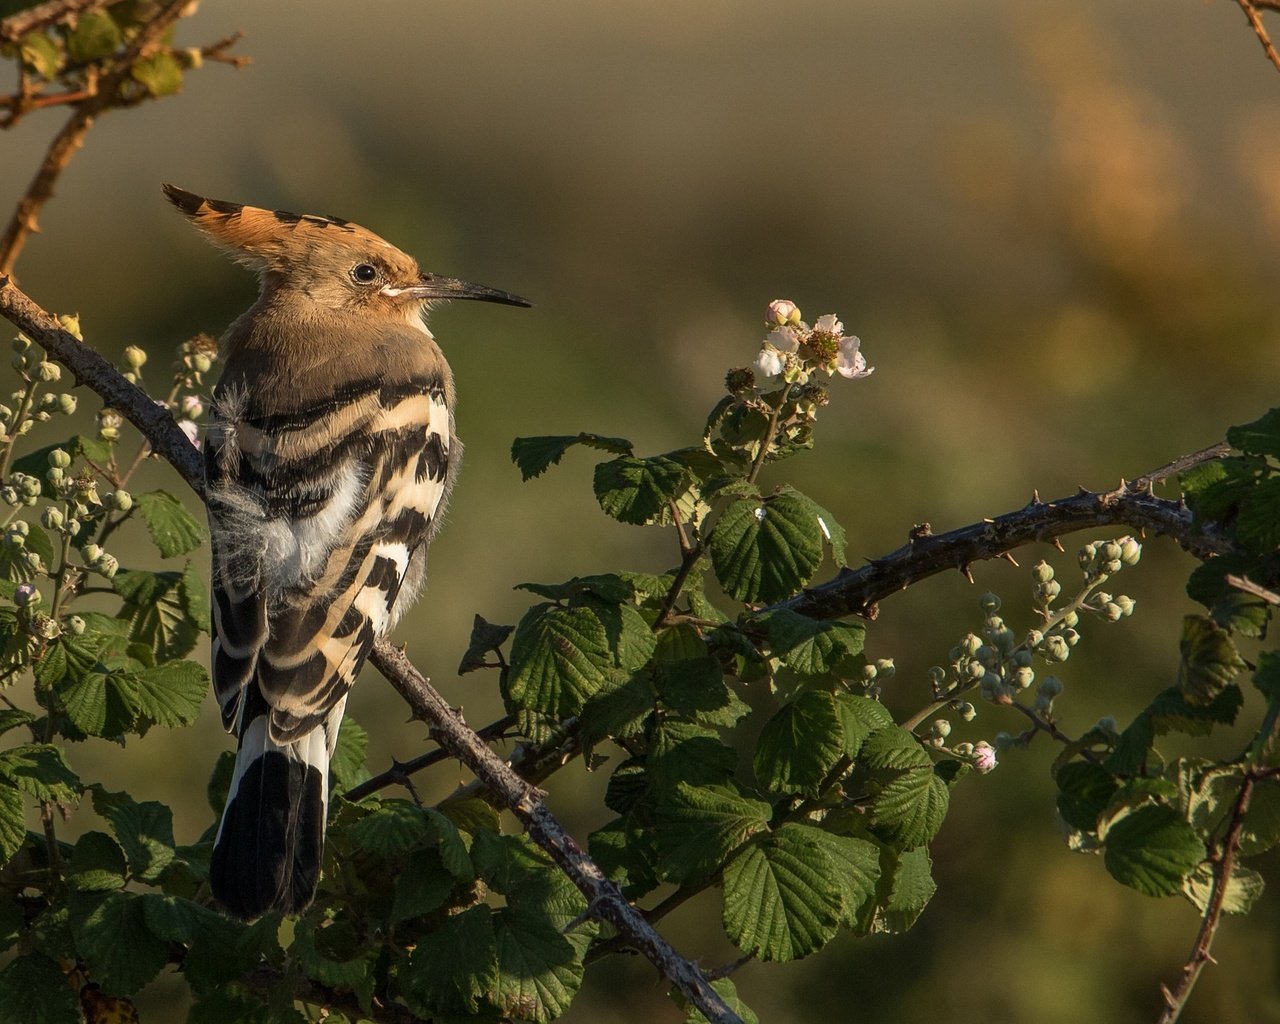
[
  {"x1": 1226, "y1": 573, "x2": 1280, "y2": 606},
  {"x1": 0, "y1": 0, "x2": 124, "y2": 43},
  {"x1": 775, "y1": 484, "x2": 1230, "y2": 623},
  {"x1": 1236, "y1": 0, "x2": 1280, "y2": 75},
  {"x1": 369, "y1": 643, "x2": 744, "y2": 1024},
  {"x1": 1156, "y1": 773, "x2": 1256, "y2": 1024},
  {"x1": 0, "y1": 0, "x2": 201, "y2": 274},
  {"x1": 0, "y1": 279, "x2": 743, "y2": 1024}
]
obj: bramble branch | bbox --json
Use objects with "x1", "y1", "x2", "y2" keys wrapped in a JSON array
[
  {"x1": 0, "y1": 276, "x2": 745, "y2": 1024},
  {"x1": 0, "y1": 0, "x2": 123, "y2": 43}
]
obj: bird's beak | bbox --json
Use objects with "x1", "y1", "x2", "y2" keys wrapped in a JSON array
[{"x1": 384, "y1": 273, "x2": 532, "y2": 307}]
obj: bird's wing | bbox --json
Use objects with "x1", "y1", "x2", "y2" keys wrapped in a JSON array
[{"x1": 207, "y1": 374, "x2": 454, "y2": 743}]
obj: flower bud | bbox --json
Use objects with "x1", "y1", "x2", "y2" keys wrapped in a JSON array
[
  {"x1": 56, "y1": 394, "x2": 76, "y2": 414},
  {"x1": 1012, "y1": 666, "x2": 1035, "y2": 690},
  {"x1": 860, "y1": 663, "x2": 878, "y2": 683},
  {"x1": 874, "y1": 658, "x2": 895, "y2": 679},
  {"x1": 48, "y1": 448, "x2": 71, "y2": 470},
  {"x1": 953, "y1": 741, "x2": 974, "y2": 756},
  {"x1": 94, "y1": 553, "x2": 118, "y2": 578},
  {"x1": 1061, "y1": 611, "x2": 1079, "y2": 628},
  {"x1": 1031, "y1": 560, "x2": 1055, "y2": 584},
  {"x1": 40, "y1": 507, "x2": 63, "y2": 531},
  {"x1": 766, "y1": 299, "x2": 801, "y2": 326},
  {"x1": 930, "y1": 719, "x2": 952, "y2": 740},
  {"x1": 57, "y1": 314, "x2": 82, "y2": 340},
  {"x1": 966, "y1": 660, "x2": 987, "y2": 681},
  {"x1": 81, "y1": 543, "x2": 102, "y2": 563},
  {"x1": 1038, "y1": 675, "x2": 1064, "y2": 698},
  {"x1": 1103, "y1": 602, "x2": 1124, "y2": 622},
  {"x1": 961, "y1": 633, "x2": 982, "y2": 656},
  {"x1": 1044, "y1": 636, "x2": 1070, "y2": 662},
  {"x1": 927, "y1": 665, "x2": 947, "y2": 687},
  {"x1": 1119, "y1": 537, "x2": 1142, "y2": 566},
  {"x1": 14, "y1": 583, "x2": 39, "y2": 607},
  {"x1": 972, "y1": 741, "x2": 998, "y2": 773},
  {"x1": 11, "y1": 335, "x2": 30, "y2": 353},
  {"x1": 192, "y1": 353, "x2": 212, "y2": 374},
  {"x1": 1062, "y1": 628, "x2": 1080, "y2": 647},
  {"x1": 36, "y1": 361, "x2": 60, "y2": 382},
  {"x1": 66, "y1": 615, "x2": 86, "y2": 635},
  {"x1": 110, "y1": 489, "x2": 133, "y2": 512},
  {"x1": 1113, "y1": 595, "x2": 1135, "y2": 617},
  {"x1": 958, "y1": 701, "x2": 977, "y2": 722},
  {"x1": 979, "y1": 592, "x2": 1001, "y2": 613},
  {"x1": 123, "y1": 346, "x2": 147, "y2": 371},
  {"x1": 1078, "y1": 542, "x2": 1097, "y2": 570},
  {"x1": 9, "y1": 353, "x2": 26, "y2": 372}
]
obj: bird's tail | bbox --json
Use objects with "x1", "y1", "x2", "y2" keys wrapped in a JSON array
[{"x1": 210, "y1": 693, "x2": 344, "y2": 920}]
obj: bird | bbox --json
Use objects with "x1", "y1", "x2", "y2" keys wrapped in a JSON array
[{"x1": 163, "y1": 184, "x2": 529, "y2": 919}]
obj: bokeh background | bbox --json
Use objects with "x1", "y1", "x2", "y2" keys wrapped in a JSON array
[{"x1": 4, "y1": 1, "x2": 1280, "y2": 1020}]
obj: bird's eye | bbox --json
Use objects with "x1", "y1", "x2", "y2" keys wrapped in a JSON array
[{"x1": 351, "y1": 263, "x2": 378, "y2": 284}]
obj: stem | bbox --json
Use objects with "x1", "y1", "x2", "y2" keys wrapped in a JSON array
[
  {"x1": 746, "y1": 387, "x2": 789, "y2": 486},
  {"x1": 0, "y1": 375, "x2": 38, "y2": 481}
]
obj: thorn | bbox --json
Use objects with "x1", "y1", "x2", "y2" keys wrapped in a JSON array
[
  {"x1": 1052, "y1": 537, "x2": 1065, "y2": 553},
  {"x1": 1000, "y1": 551, "x2": 1019, "y2": 567},
  {"x1": 960, "y1": 563, "x2": 975, "y2": 584},
  {"x1": 1027, "y1": 489, "x2": 1042, "y2": 507},
  {"x1": 1076, "y1": 485, "x2": 1090, "y2": 496}
]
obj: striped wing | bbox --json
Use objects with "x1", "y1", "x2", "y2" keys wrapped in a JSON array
[{"x1": 207, "y1": 375, "x2": 452, "y2": 743}]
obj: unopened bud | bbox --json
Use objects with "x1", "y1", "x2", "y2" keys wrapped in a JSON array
[
  {"x1": 36, "y1": 362, "x2": 60, "y2": 382},
  {"x1": 56, "y1": 394, "x2": 76, "y2": 415},
  {"x1": 874, "y1": 658, "x2": 895, "y2": 679},
  {"x1": 48, "y1": 449, "x2": 71, "y2": 470},
  {"x1": 979, "y1": 592, "x2": 1001, "y2": 613},
  {"x1": 930, "y1": 719, "x2": 952, "y2": 740},
  {"x1": 1043, "y1": 636, "x2": 1070, "y2": 662},
  {"x1": 14, "y1": 584, "x2": 39, "y2": 607},
  {"x1": 40, "y1": 507, "x2": 63, "y2": 530},
  {"x1": 1119, "y1": 537, "x2": 1142, "y2": 566},
  {"x1": 110, "y1": 489, "x2": 132, "y2": 512},
  {"x1": 66, "y1": 615, "x2": 86, "y2": 635},
  {"x1": 958, "y1": 701, "x2": 977, "y2": 722},
  {"x1": 81, "y1": 543, "x2": 102, "y2": 563},
  {"x1": 11, "y1": 335, "x2": 30, "y2": 353},
  {"x1": 123, "y1": 346, "x2": 147, "y2": 371},
  {"x1": 766, "y1": 299, "x2": 801, "y2": 326},
  {"x1": 57, "y1": 315, "x2": 82, "y2": 340},
  {"x1": 1031, "y1": 561, "x2": 1054, "y2": 584},
  {"x1": 191, "y1": 353, "x2": 212, "y2": 374},
  {"x1": 94, "y1": 553, "x2": 118, "y2": 578}
]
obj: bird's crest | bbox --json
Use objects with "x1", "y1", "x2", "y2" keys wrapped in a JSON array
[{"x1": 162, "y1": 183, "x2": 406, "y2": 271}]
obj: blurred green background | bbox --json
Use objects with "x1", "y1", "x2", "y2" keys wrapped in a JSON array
[{"x1": 5, "y1": 0, "x2": 1280, "y2": 1020}]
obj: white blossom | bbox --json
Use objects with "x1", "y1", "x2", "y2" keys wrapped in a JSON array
[
  {"x1": 813, "y1": 313, "x2": 844, "y2": 336},
  {"x1": 836, "y1": 335, "x2": 874, "y2": 379},
  {"x1": 767, "y1": 299, "x2": 800, "y2": 325}
]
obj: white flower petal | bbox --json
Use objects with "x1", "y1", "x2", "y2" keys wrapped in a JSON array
[
  {"x1": 755, "y1": 346, "x2": 785, "y2": 377},
  {"x1": 836, "y1": 336, "x2": 874, "y2": 379},
  {"x1": 814, "y1": 313, "x2": 844, "y2": 336},
  {"x1": 766, "y1": 326, "x2": 801, "y2": 352}
]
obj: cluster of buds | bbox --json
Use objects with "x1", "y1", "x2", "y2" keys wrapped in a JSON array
[
  {"x1": 179, "y1": 333, "x2": 218, "y2": 385},
  {"x1": 754, "y1": 300, "x2": 873, "y2": 385},
  {"x1": 0, "y1": 337, "x2": 78, "y2": 445},
  {"x1": 855, "y1": 657, "x2": 896, "y2": 699}
]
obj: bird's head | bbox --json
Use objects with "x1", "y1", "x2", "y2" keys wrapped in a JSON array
[{"x1": 162, "y1": 184, "x2": 530, "y2": 321}]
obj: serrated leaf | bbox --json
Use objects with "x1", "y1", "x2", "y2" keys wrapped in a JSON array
[
  {"x1": 589, "y1": 816, "x2": 659, "y2": 899},
  {"x1": 130, "y1": 51, "x2": 183, "y2": 97},
  {"x1": 112, "y1": 569, "x2": 201, "y2": 661},
  {"x1": 753, "y1": 690, "x2": 844, "y2": 796},
  {"x1": 329, "y1": 715, "x2": 369, "y2": 793},
  {"x1": 507, "y1": 604, "x2": 611, "y2": 718},
  {"x1": 180, "y1": 561, "x2": 210, "y2": 633},
  {"x1": 1177, "y1": 615, "x2": 1244, "y2": 705},
  {"x1": 1239, "y1": 778, "x2": 1280, "y2": 856},
  {"x1": 578, "y1": 671, "x2": 654, "y2": 746},
  {"x1": 1103, "y1": 806, "x2": 1205, "y2": 896},
  {"x1": 648, "y1": 719, "x2": 737, "y2": 791},
  {"x1": 510, "y1": 433, "x2": 633, "y2": 480},
  {"x1": 709, "y1": 488, "x2": 826, "y2": 603},
  {"x1": 102, "y1": 798, "x2": 174, "y2": 883},
  {"x1": 492, "y1": 905, "x2": 583, "y2": 1022},
  {"x1": 1182, "y1": 861, "x2": 1265, "y2": 915},
  {"x1": 653, "y1": 648, "x2": 730, "y2": 720},
  {"x1": 58, "y1": 669, "x2": 139, "y2": 738},
  {"x1": 868, "y1": 766, "x2": 949, "y2": 848},
  {"x1": 1056, "y1": 761, "x2": 1118, "y2": 832},
  {"x1": 132, "y1": 659, "x2": 206, "y2": 729},
  {"x1": 1227, "y1": 407, "x2": 1280, "y2": 457},
  {"x1": 390, "y1": 848, "x2": 455, "y2": 923},
  {"x1": 834, "y1": 694, "x2": 893, "y2": 758},
  {"x1": 762, "y1": 609, "x2": 865, "y2": 676},
  {"x1": 1237, "y1": 476, "x2": 1280, "y2": 553},
  {"x1": 593, "y1": 455, "x2": 691, "y2": 526},
  {"x1": 1147, "y1": 685, "x2": 1243, "y2": 736},
  {"x1": 437, "y1": 795, "x2": 501, "y2": 836},
  {"x1": 66, "y1": 10, "x2": 121, "y2": 61},
  {"x1": 722, "y1": 825, "x2": 843, "y2": 961},
  {"x1": 0, "y1": 707, "x2": 34, "y2": 736},
  {"x1": 1182, "y1": 457, "x2": 1256, "y2": 526},
  {"x1": 515, "y1": 573, "x2": 635, "y2": 603},
  {"x1": 655, "y1": 782, "x2": 772, "y2": 884},
  {"x1": 604, "y1": 758, "x2": 650, "y2": 816},
  {"x1": 134, "y1": 491, "x2": 204, "y2": 558},
  {"x1": 400, "y1": 904, "x2": 497, "y2": 1017},
  {"x1": 457, "y1": 613, "x2": 514, "y2": 674},
  {"x1": 1255, "y1": 650, "x2": 1280, "y2": 702},
  {"x1": 858, "y1": 726, "x2": 932, "y2": 773},
  {"x1": 347, "y1": 799, "x2": 431, "y2": 857},
  {"x1": 68, "y1": 831, "x2": 127, "y2": 892},
  {"x1": 0, "y1": 783, "x2": 24, "y2": 865},
  {"x1": 800, "y1": 827, "x2": 881, "y2": 928},
  {"x1": 0, "y1": 954, "x2": 79, "y2": 1024},
  {"x1": 289, "y1": 917, "x2": 376, "y2": 1011},
  {"x1": 0, "y1": 744, "x2": 78, "y2": 803},
  {"x1": 70, "y1": 892, "x2": 168, "y2": 995},
  {"x1": 869, "y1": 846, "x2": 936, "y2": 934}
]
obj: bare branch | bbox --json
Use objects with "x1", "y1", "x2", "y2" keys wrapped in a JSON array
[
  {"x1": 1227, "y1": 573, "x2": 1280, "y2": 606},
  {"x1": 1235, "y1": 0, "x2": 1280, "y2": 75}
]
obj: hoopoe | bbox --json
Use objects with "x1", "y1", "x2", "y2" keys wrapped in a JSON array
[{"x1": 163, "y1": 184, "x2": 529, "y2": 919}]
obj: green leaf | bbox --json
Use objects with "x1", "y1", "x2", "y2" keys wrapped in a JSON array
[
  {"x1": 329, "y1": 715, "x2": 369, "y2": 793},
  {"x1": 1239, "y1": 778, "x2": 1280, "y2": 856},
  {"x1": 134, "y1": 490, "x2": 204, "y2": 558},
  {"x1": 1147, "y1": 685, "x2": 1243, "y2": 736},
  {"x1": 1253, "y1": 650, "x2": 1280, "y2": 702},
  {"x1": 348, "y1": 799, "x2": 431, "y2": 857},
  {"x1": 290, "y1": 916, "x2": 375, "y2": 1009},
  {"x1": 511, "y1": 433, "x2": 633, "y2": 480},
  {"x1": 1182, "y1": 457, "x2": 1256, "y2": 526},
  {"x1": 655, "y1": 782, "x2": 772, "y2": 884},
  {"x1": 858, "y1": 726, "x2": 932, "y2": 773},
  {"x1": 604, "y1": 758, "x2": 650, "y2": 815},
  {"x1": 180, "y1": 561, "x2": 211, "y2": 633},
  {"x1": 649, "y1": 719, "x2": 737, "y2": 791},
  {"x1": 515, "y1": 573, "x2": 634, "y2": 603},
  {"x1": 1182, "y1": 861, "x2": 1265, "y2": 915},
  {"x1": 507, "y1": 604, "x2": 611, "y2": 718},
  {"x1": 589, "y1": 816, "x2": 659, "y2": 899},
  {"x1": 457, "y1": 613, "x2": 514, "y2": 674},
  {"x1": 400, "y1": 904, "x2": 498, "y2": 1016},
  {"x1": 578, "y1": 670, "x2": 654, "y2": 746},
  {"x1": 132, "y1": 659, "x2": 207, "y2": 729},
  {"x1": 0, "y1": 954, "x2": 80, "y2": 1024},
  {"x1": 869, "y1": 846, "x2": 936, "y2": 934},
  {"x1": 1177, "y1": 615, "x2": 1245, "y2": 705},
  {"x1": 1227, "y1": 407, "x2": 1280, "y2": 457},
  {"x1": 801, "y1": 827, "x2": 881, "y2": 928},
  {"x1": 68, "y1": 831, "x2": 127, "y2": 892},
  {"x1": 0, "y1": 707, "x2": 33, "y2": 736},
  {"x1": 762, "y1": 609, "x2": 865, "y2": 676},
  {"x1": 593, "y1": 455, "x2": 691, "y2": 526},
  {"x1": 390, "y1": 848, "x2": 455, "y2": 923},
  {"x1": 113, "y1": 568, "x2": 201, "y2": 661},
  {"x1": 100, "y1": 796, "x2": 175, "y2": 883},
  {"x1": 65, "y1": 10, "x2": 121, "y2": 61},
  {"x1": 18, "y1": 31, "x2": 62, "y2": 79},
  {"x1": 753, "y1": 690, "x2": 844, "y2": 796},
  {"x1": 710, "y1": 487, "x2": 826, "y2": 603},
  {"x1": 833, "y1": 694, "x2": 893, "y2": 759},
  {"x1": 70, "y1": 891, "x2": 168, "y2": 995},
  {"x1": 722, "y1": 824, "x2": 843, "y2": 960},
  {"x1": 1237, "y1": 476, "x2": 1280, "y2": 553},
  {"x1": 1056, "y1": 761, "x2": 1119, "y2": 832},
  {"x1": 868, "y1": 765, "x2": 949, "y2": 849},
  {"x1": 683, "y1": 977, "x2": 759, "y2": 1024},
  {"x1": 58, "y1": 668, "x2": 139, "y2": 738},
  {"x1": 1103, "y1": 806, "x2": 1206, "y2": 896},
  {"x1": 492, "y1": 905, "x2": 583, "y2": 1023},
  {"x1": 0, "y1": 744, "x2": 78, "y2": 803},
  {"x1": 0, "y1": 784, "x2": 24, "y2": 865},
  {"x1": 130, "y1": 51, "x2": 183, "y2": 97}
]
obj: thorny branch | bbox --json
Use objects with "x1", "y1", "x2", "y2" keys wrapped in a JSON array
[
  {"x1": 1236, "y1": 0, "x2": 1280, "y2": 75},
  {"x1": 0, "y1": 277, "x2": 745, "y2": 1024},
  {"x1": 0, "y1": 0, "x2": 246, "y2": 273}
]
